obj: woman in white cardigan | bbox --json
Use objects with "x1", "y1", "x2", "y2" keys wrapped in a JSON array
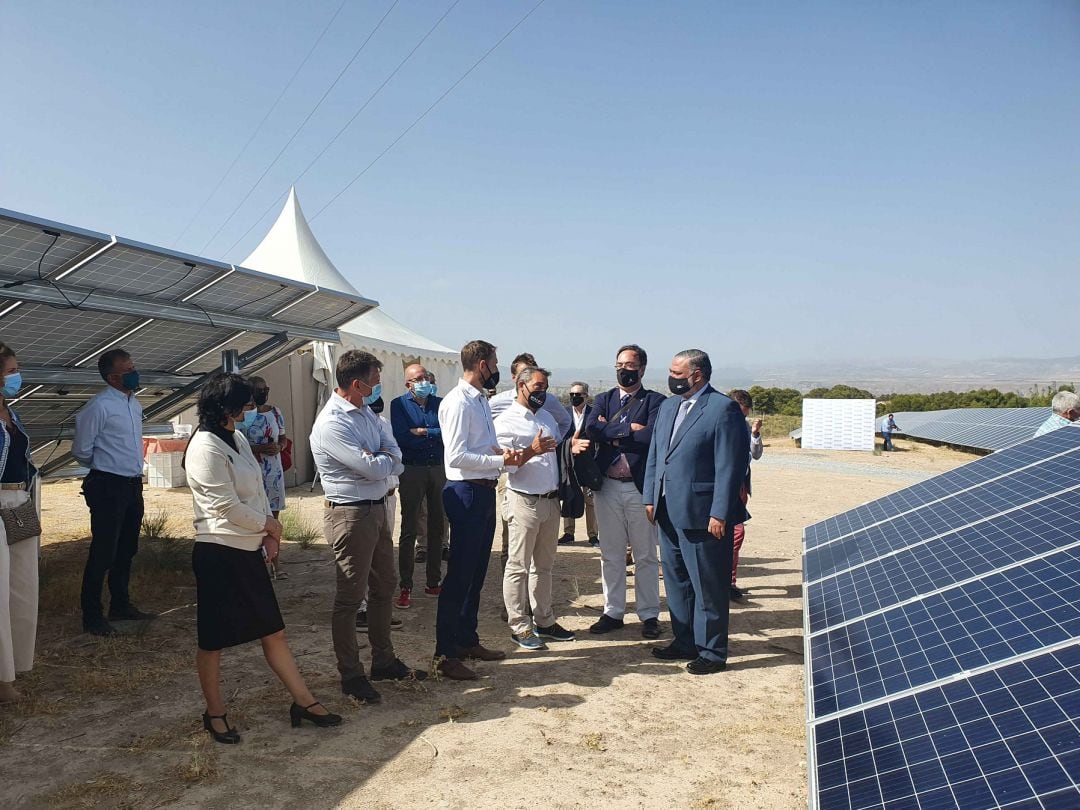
[{"x1": 185, "y1": 372, "x2": 340, "y2": 743}]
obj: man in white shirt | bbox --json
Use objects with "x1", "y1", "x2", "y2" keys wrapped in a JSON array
[
  {"x1": 311, "y1": 350, "x2": 425, "y2": 704},
  {"x1": 433, "y1": 341, "x2": 526, "y2": 681},
  {"x1": 494, "y1": 367, "x2": 570, "y2": 650},
  {"x1": 73, "y1": 348, "x2": 155, "y2": 636},
  {"x1": 559, "y1": 381, "x2": 598, "y2": 546}
]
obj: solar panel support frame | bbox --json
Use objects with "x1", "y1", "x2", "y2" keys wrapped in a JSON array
[{"x1": 20, "y1": 366, "x2": 196, "y2": 388}]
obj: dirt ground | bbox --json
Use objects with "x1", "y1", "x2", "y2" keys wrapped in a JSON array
[{"x1": 0, "y1": 437, "x2": 977, "y2": 809}]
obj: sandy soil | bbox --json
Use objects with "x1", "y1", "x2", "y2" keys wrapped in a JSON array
[{"x1": 0, "y1": 436, "x2": 977, "y2": 809}]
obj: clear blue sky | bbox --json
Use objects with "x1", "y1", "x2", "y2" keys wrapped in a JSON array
[{"x1": 2, "y1": 1, "x2": 1078, "y2": 371}]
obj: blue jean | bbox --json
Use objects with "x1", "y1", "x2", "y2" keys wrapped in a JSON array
[
  {"x1": 436, "y1": 481, "x2": 497, "y2": 658},
  {"x1": 657, "y1": 499, "x2": 733, "y2": 663},
  {"x1": 882, "y1": 432, "x2": 893, "y2": 451}
]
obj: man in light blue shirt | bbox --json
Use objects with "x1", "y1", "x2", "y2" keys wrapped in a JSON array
[
  {"x1": 310, "y1": 349, "x2": 425, "y2": 704},
  {"x1": 73, "y1": 348, "x2": 154, "y2": 636},
  {"x1": 1034, "y1": 391, "x2": 1080, "y2": 437},
  {"x1": 881, "y1": 413, "x2": 900, "y2": 452}
]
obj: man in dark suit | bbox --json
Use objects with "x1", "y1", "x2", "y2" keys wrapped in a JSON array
[
  {"x1": 643, "y1": 349, "x2": 749, "y2": 674},
  {"x1": 584, "y1": 345, "x2": 666, "y2": 638},
  {"x1": 558, "y1": 382, "x2": 598, "y2": 546}
]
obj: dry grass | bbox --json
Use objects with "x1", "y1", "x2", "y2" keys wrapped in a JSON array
[
  {"x1": 176, "y1": 734, "x2": 219, "y2": 783},
  {"x1": 31, "y1": 771, "x2": 146, "y2": 809},
  {"x1": 757, "y1": 414, "x2": 801, "y2": 440},
  {"x1": 581, "y1": 731, "x2": 608, "y2": 751},
  {"x1": 438, "y1": 704, "x2": 469, "y2": 723},
  {"x1": 280, "y1": 508, "x2": 321, "y2": 550}
]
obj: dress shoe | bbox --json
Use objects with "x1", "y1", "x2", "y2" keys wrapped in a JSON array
[
  {"x1": 371, "y1": 658, "x2": 429, "y2": 682},
  {"x1": 290, "y1": 701, "x2": 343, "y2": 728},
  {"x1": 108, "y1": 604, "x2": 157, "y2": 621},
  {"x1": 687, "y1": 657, "x2": 727, "y2": 675},
  {"x1": 729, "y1": 584, "x2": 746, "y2": 602},
  {"x1": 589, "y1": 614, "x2": 624, "y2": 635},
  {"x1": 641, "y1": 618, "x2": 662, "y2": 639},
  {"x1": 436, "y1": 657, "x2": 478, "y2": 681},
  {"x1": 0, "y1": 682, "x2": 23, "y2": 703},
  {"x1": 587, "y1": 536, "x2": 599, "y2": 547},
  {"x1": 652, "y1": 644, "x2": 696, "y2": 661},
  {"x1": 341, "y1": 675, "x2": 382, "y2": 703},
  {"x1": 557, "y1": 533, "x2": 575, "y2": 545},
  {"x1": 84, "y1": 618, "x2": 116, "y2": 637},
  {"x1": 459, "y1": 644, "x2": 506, "y2": 661}
]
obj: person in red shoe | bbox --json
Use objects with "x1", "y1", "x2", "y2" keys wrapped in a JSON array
[
  {"x1": 390, "y1": 363, "x2": 446, "y2": 608},
  {"x1": 727, "y1": 390, "x2": 763, "y2": 602},
  {"x1": 310, "y1": 350, "x2": 427, "y2": 705}
]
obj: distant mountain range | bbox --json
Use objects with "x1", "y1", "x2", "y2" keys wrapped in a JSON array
[{"x1": 548, "y1": 357, "x2": 1080, "y2": 396}]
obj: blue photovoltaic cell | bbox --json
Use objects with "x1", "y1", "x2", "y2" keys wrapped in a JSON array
[
  {"x1": 803, "y1": 428, "x2": 1080, "y2": 549},
  {"x1": 810, "y1": 547, "x2": 1080, "y2": 718},
  {"x1": 803, "y1": 460, "x2": 1080, "y2": 584},
  {"x1": 814, "y1": 644, "x2": 1080, "y2": 810},
  {"x1": 807, "y1": 489, "x2": 1080, "y2": 632}
]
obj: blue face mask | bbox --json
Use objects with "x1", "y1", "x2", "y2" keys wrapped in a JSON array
[
  {"x1": 2, "y1": 372, "x2": 22, "y2": 398},
  {"x1": 121, "y1": 370, "x2": 141, "y2": 391},
  {"x1": 412, "y1": 380, "x2": 435, "y2": 399},
  {"x1": 238, "y1": 408, "x2": 258, "y2": 427},
  {"x1": 364, "y1": 382, "x2": 382, "y2": 406}
]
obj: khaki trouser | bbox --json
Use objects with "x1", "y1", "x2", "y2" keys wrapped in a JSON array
[
  {"x1": 561, "y1": 487, "x2": 597, "y2": 539},
  {"x1": 503, "y1": 489, "x2": 561, "y2": 635},
  {"x1": 0, "y1": 490, "x2": 38, "y2": 683},
  {"x1": 323, "y1": 501, "x2": 397, "y2": 679}
]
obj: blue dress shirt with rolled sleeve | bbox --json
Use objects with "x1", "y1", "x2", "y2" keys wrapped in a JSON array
[
  {"x1": 390, "y1": 392, "x2": 444, "y2": 465},
  {"x1": 310, "y1": 392, "x2": 404, "y2": 503}
]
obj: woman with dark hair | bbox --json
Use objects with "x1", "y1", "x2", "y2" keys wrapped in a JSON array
[
  {"x1": 0, "y1": 341, "x2": 37, "y2": 703},
  {"x1": 185, "y1": 372, "x2": 340, "y2": 743}
]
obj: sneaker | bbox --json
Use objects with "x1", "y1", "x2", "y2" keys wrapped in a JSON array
[
  {"x1": 588, "y1": 614, "x2": 624, "y2": 635},
  {"x1": 355, "y1": 609, "x2": 368, "y2": 629},
  {"x1": 371, "y1": 658, "x2": 429, "y2": 682},
  {"x1": 587, "y1": 536, "x2": 600, "y2": 547},
  {"x1": 395, "y1": 588, "x2": 412, "y2": 609},
  {"x1": 511, "y1": 631, "x2": 547, "y2": 651},
  {"x1": 535, "y1": 622, "x2": 575, "y2": 642},
  {"x1": 415, "y1": 548, "x2": 427, "y2": 563},
  {"x1": 557, "y1": 533, "x2": 575, "y2": 545},
  {"x1": 341, "y1": 675, "x2": 381, "y2": 703},
  {"x1": 424, "y1": 585, "x2": 442, "y2": 597}
]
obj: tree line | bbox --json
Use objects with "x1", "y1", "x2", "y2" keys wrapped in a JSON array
[{"x1": 746, "y1": 384, "x2": 1077, "y2": 417}]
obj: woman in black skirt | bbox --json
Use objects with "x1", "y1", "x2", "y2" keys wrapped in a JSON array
[{"x1": 185, "y1": 372, "x2": 341, "y2": 743}]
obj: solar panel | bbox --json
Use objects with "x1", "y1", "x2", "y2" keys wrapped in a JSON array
[
  {"x1": 876, "y1": 408, "x2": 1053, "y2": 453},
  {"x1": 0, "y1": 206, "x2": 379, "y2": 475},
  {"x1": 805, "y1": 426, "x2": 1080, "y2": 807}
]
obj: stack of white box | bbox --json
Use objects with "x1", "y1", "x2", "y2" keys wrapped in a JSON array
[{"x1": 147, "y1": 451, "x2": 187, "y2": 488}]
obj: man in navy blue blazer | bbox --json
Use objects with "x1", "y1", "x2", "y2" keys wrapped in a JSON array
[
  {"x1": 643, "y1": 349, "x2": 750, "y2": 674},
  {"x1": 584, "y1": 345, "x2": 666, "y2": 638}
]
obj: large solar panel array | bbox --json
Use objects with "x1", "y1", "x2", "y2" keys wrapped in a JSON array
[
  {"x1": 803, "y1": 426, "x2": 1080, "y2": 808},
  {"x1": 877, "y1": 408, "x2": 1052, "y2": 453},
  {"x1": 0, "y1": 207, "x2": 377, "y2": 474}
]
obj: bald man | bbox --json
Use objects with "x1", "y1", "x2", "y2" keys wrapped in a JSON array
[{"x1": 390, "y1": 363, "x2": 446, "y2": 608}]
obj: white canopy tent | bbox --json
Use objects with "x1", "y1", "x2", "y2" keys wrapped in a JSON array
[{"x1": 241, "y1": 188, "x2": 461, "y2": 404}]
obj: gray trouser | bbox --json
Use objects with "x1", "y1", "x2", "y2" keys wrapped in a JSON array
[
  {"x1": 594, "y1": 480, "x2": 660, "y2": 621},
  {"x1": 398, "y1": 463, "x2": 446, "y2": 589},
  {"x1": 324, "y1": 502, "x2": 397, "y2": 679},
  {"x1": 503, "y1": 490, "x2": 561, "y2": 635}
]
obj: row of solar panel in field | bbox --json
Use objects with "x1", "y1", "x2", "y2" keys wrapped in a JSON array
[
  {"x1": 805, "y1": 427, "x2": 1080, "y2": 807},
  {"x1": 876, "y1": 408, "x2": 1051, "y2": 452}
]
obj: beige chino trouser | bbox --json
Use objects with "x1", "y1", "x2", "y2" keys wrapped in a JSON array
[
  {"x1": 503, "y1": 489, "x2": 562, "y2": 636},
  {"x1": 324, "y1": 502, "x2": 397, "y2": 680}
]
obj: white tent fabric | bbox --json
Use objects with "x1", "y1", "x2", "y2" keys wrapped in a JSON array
[{"x1": 242, "y1": 188, "x2": 460, "y2": 403}]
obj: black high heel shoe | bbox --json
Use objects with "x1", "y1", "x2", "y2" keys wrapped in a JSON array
[
  {"x1": 290, "y1": 701, "x2": 343, "y2": 728},
  {"x1": 202, "y1": 711, "x2": 241, "y2": 744}
]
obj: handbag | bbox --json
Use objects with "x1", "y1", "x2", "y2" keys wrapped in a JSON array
[
  {"x1": 2, "y1": 495, "x2": 41, "y2": 545},
  {"x1": 280, "y1": 437, "x2": 294, "y2": 472}
]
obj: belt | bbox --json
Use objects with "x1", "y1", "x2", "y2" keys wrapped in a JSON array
[
  {"x1": 511, "y1": 489, "x2": 559, "y2": 500},
  {"x1": 325, "y1": 498, "x2": 385, "y2": 508},
  {"x1": 607, "y1": 476, "x2": 634, "y2": 483},
  {"x1": 89, "y1": 470, "x2": 143, "y2": 483},
  {"x1": 0, "y1": 483, "x2": 25, "y2": 491},
  {"x1": 463, "y1": 478, "x2": 498, "y2": 489},
  {"x1": 404, "y1": 460, "x2": 442, "y2": 467}
]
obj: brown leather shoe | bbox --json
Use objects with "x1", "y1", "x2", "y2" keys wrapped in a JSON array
[
  {"x1": 459, "y1": 644, "x2": 507, "y2": 661},
  {"x1": 436, "y1": 658, "x2": 478, "y2": 681}
]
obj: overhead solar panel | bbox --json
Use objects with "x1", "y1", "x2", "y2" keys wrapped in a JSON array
[{"x1": 804, "y1": 426, "x2": 1080, "y2": 808}]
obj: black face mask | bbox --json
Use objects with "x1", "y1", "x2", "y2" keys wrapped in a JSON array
[
  {"x1": 481, "y1": 364, "x2": 500, "y2": 392},
  {"x1": 253, "y1": 390, "x2": 269, "y2": 407},
  {"x1": 569, "y1": 393, "x2": 586, "y2": 407},
  {"x1": 617, "y1": 368, "x2": 640, "y2": 388},
  {"x1": 668, "y1": 375, "x2": 693, "y2": 396},
  {"x1": 369, "y1": 396, "x2": 385, "y2": 414},
  {"x1": 525, "y1": 389, "x2": 547, "y2": 412}
]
